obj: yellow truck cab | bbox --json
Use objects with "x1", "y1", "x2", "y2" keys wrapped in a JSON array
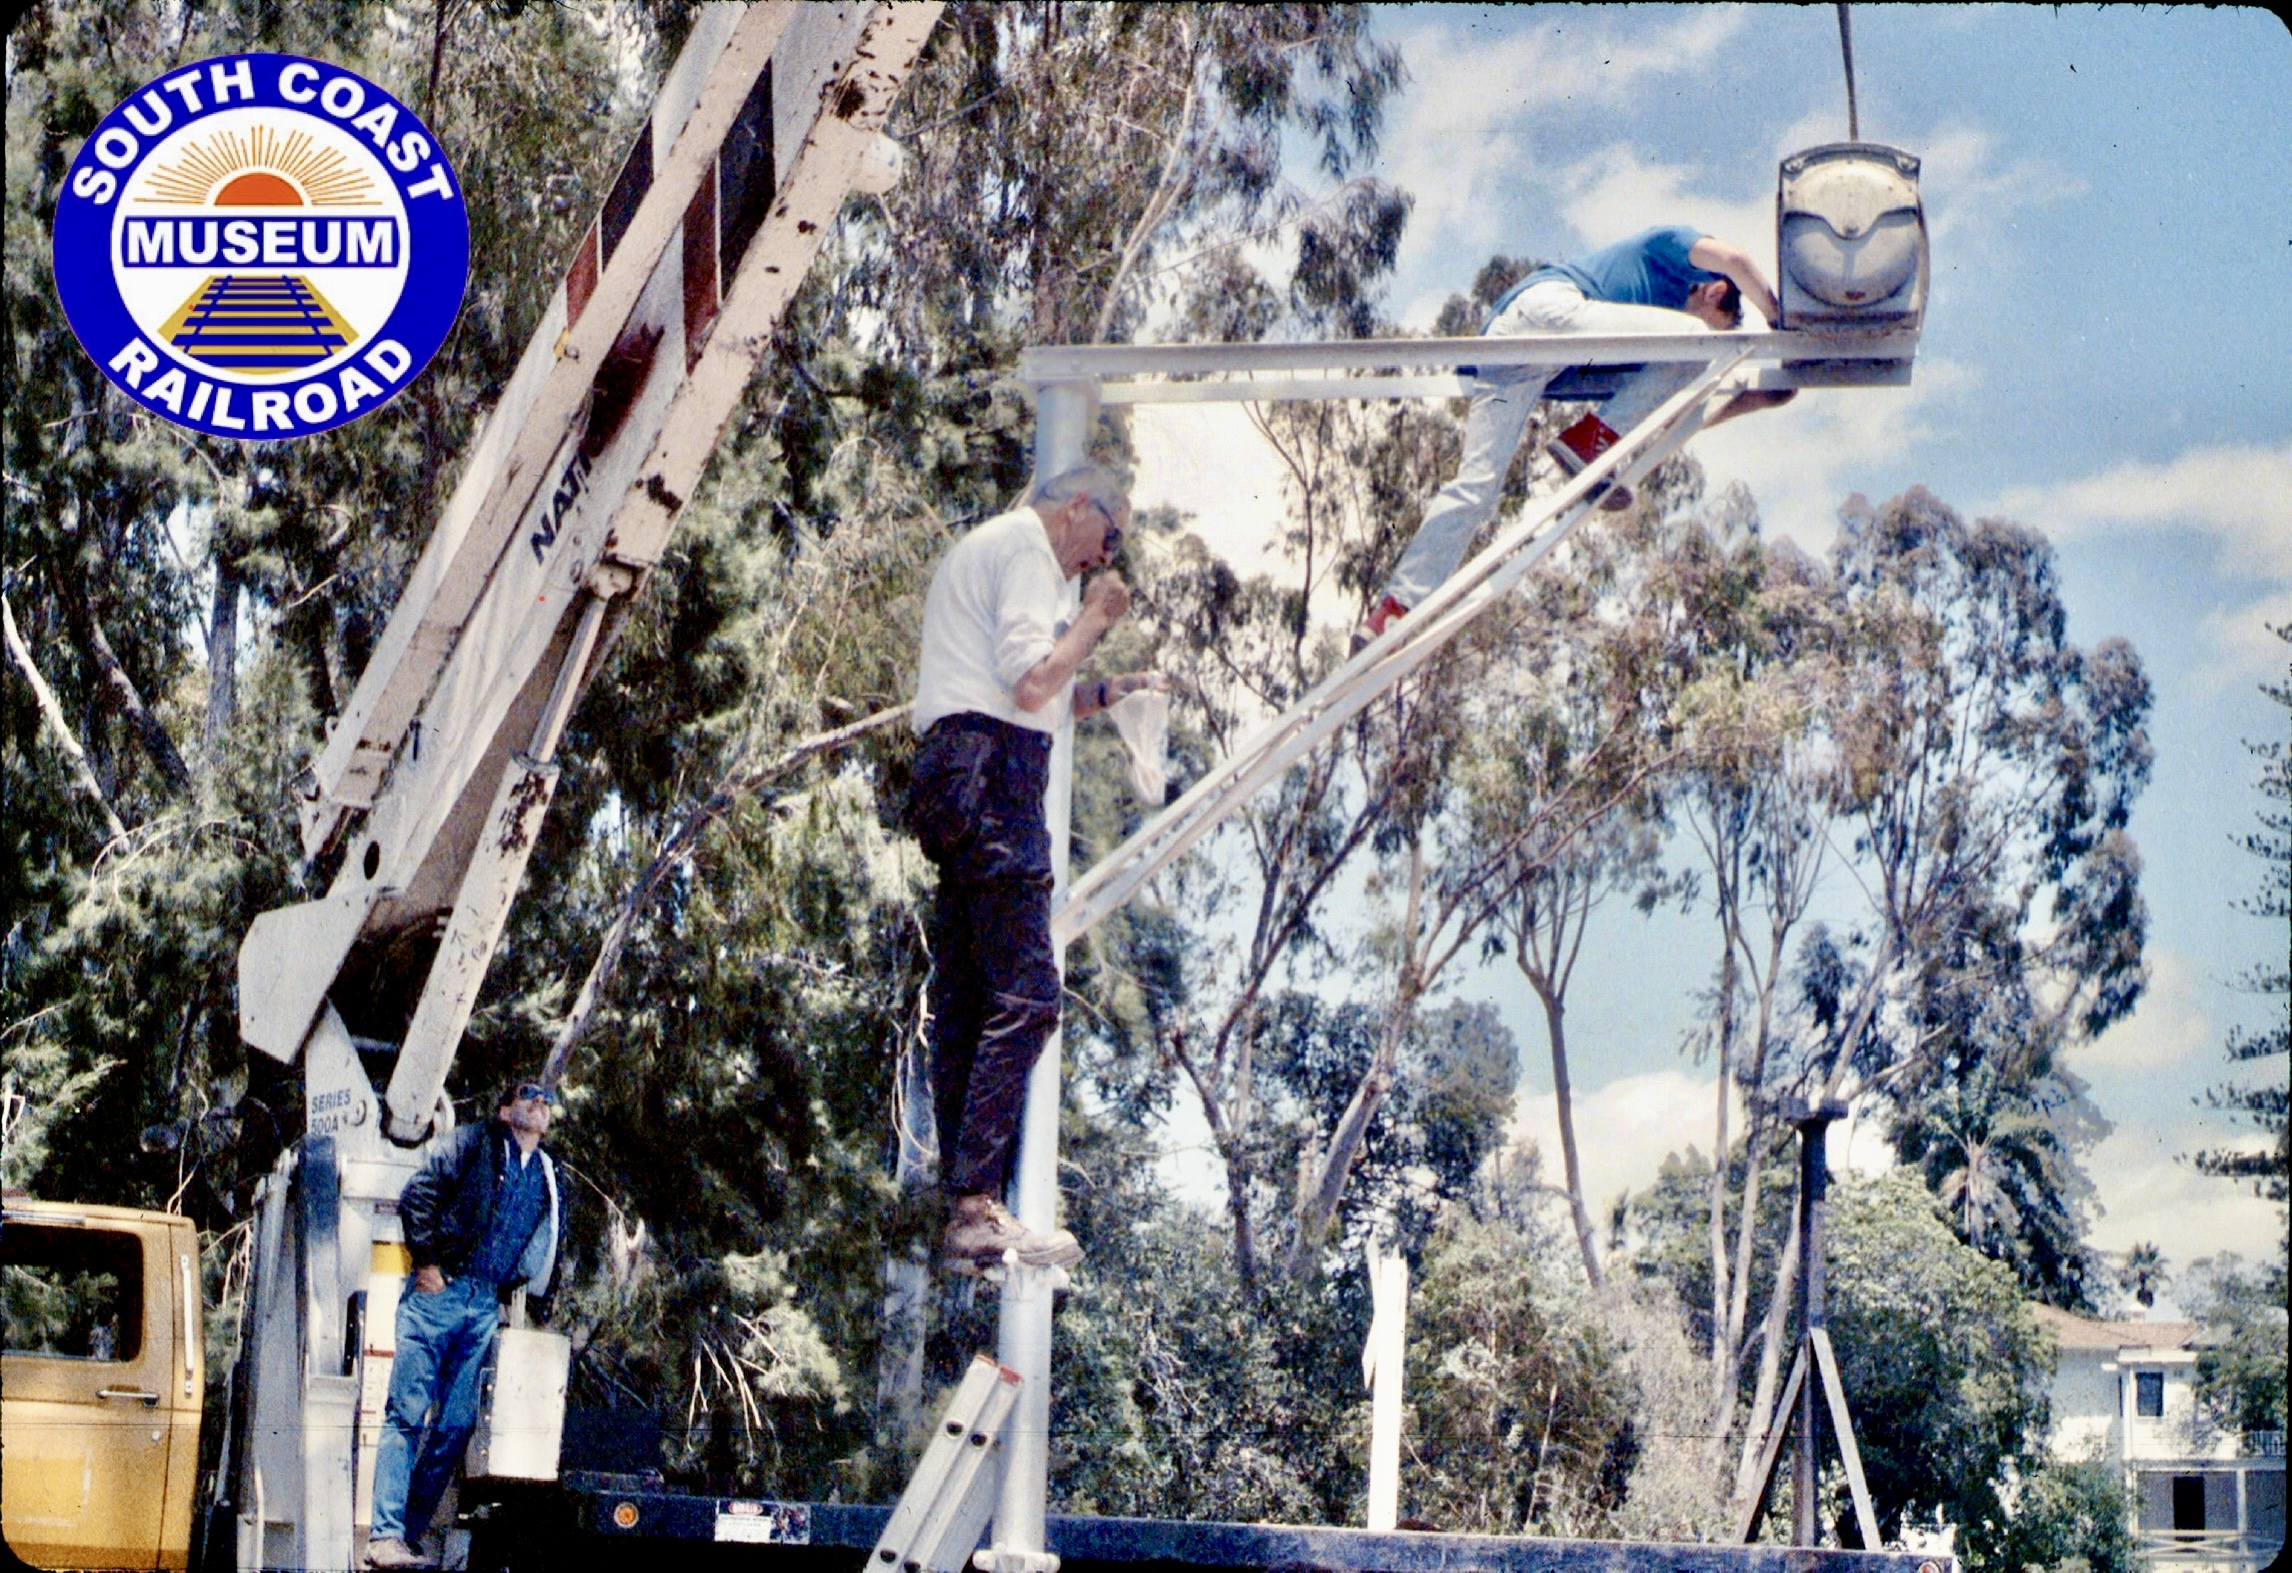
[{"x1": 1, "y1": 1196, "x2": 202, "y2": 1571}]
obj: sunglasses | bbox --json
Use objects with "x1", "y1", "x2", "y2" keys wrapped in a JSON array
[{"x1": 512, "y1": 1083, "x2": 554, "y2": 1105}]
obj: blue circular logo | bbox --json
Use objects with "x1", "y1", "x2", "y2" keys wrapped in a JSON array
[{"x1": 53, "y1": 53, "x2": 469, "y2": 442}]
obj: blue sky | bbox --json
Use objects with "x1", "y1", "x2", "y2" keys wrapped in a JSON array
[{"x1": 1131, "y1": 4, "x2": 2290, "y2": 1301}]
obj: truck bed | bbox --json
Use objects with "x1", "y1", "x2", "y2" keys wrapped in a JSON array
[{"x1": 464, "y1": 1481, "x2": 1949, "y2": 1573}]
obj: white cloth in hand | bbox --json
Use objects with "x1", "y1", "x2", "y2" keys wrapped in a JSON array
[{"x1": 1107, "y1": 690, "x2": 1168, "y2": 805}]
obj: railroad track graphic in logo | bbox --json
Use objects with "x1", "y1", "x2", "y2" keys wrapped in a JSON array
[
  {"x1": 54, "y1": 54, "x2": 468, "y2": 440},
  {"x1": 161, "y1": 273, "x2": 359, "y2": 374}
]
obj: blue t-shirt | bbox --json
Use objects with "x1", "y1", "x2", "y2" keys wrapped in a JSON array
[{"x1": 1497, "y1": 226, "x2": 1720, "y2": 317}]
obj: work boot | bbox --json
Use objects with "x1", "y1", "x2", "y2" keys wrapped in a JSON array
[
  {"x1": 1350, "y1": 593, "x2": 1409, "y2": 655},
  {"x1": 1545, "y1": 413, "x2": 1633, "y2": 512},
  {"x1": 943, "y1": 1194, "x2": 1082, "y2": 1273},
  {"x1": 366, "y1": 1538, "x2": 432, "y2": 1570}
]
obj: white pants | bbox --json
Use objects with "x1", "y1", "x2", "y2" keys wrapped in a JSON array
[{"x1": 1382, "y1": 280, "x2": 1714, "y2": 610}]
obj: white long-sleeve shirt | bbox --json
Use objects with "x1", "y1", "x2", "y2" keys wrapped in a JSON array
[{"x1": 911, "y1": 505, "x2": 1078, "y2": 735}]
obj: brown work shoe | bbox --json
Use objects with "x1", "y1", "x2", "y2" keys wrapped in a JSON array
[{"x1": 943, "y1": 1195, "x2": 1082, "y2": 1272}]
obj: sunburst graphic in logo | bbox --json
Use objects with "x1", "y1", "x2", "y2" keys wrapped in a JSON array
[{"x1": 138, "y1": 124, "x2": 378, "y2": 207}]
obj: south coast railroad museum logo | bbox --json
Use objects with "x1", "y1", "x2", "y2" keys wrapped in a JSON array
[{"x1": 53, "y1": 54, "x2": 468, "y2": 441}]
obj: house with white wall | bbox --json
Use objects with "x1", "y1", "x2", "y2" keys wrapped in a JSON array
[{"x1": 2034, "y1": 1306, "x2": 2285, "y2": 1573}]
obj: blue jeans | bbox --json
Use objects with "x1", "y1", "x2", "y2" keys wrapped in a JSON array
[
  {"x1": 1382, "y1": 280, "x2": 1714, "y2": 610},
  {"x1": 370, "y1": 1274, "x2": 499, "y2": 1541}
]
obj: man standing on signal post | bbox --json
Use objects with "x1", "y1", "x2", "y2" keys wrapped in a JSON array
[
  {"x1": 1357, "y1": 225, "x2": 1793, "y2": 647},
  {"x1": 908, "y1": 463, "x2": 1161, "y2": 1276}
]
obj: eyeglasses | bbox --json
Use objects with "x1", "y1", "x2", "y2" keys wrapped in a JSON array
[
  {"x1": 513, "y1": 1082, "x2": 553, "y2": 1105},
  {"x1": 1088, "y1": 500, "x2": 1123, "y2": 559}
]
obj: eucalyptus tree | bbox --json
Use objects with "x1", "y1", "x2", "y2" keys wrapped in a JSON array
[
  {"x1": 2192, "y1": 620, "x2": 2289, "y2": 1207},
  {"x1": 1279, "y1": 516, "x2": 1722, "y2": 1279},
  {"x1": 1719, "y1": 487, "x2": 2152, "y2": 1504},
  {"x1": 2, "y1": 0, "x2": 641, "y2": 1228},
  {"x1": 506, "y1": 0, "x2": 1424, "y2": 1490},
  {"x1": 1645, "y1": 499, "x2": 1854, "y2": 1477}
]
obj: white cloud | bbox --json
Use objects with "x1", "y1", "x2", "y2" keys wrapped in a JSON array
[
  {"x1": 2197, "y1": 590, "x2": 2292, "y2": 694},
  {"x1": 1984, "y1": 440, "x2": 2292, "y2": 583},
  {"x1": 1912, "y1": 125, "x2": 2083, "y2": 256},
  {"x1": 1693, "y1": 354, "x2": 1974, "y2": 548},
  {"x1": 1983, "y1": 439, "x2": 2292, "y2": 691},
  {"x1": 1509, "y1": 1069, "x2": 1740, "y2": 1217},
  {"x1": 2078, "y1": 947, "x2": 2215, "y2": 1078},
  {"x1": 1509, "y1": 1069, "x2": 1900, "y2": 1226},
  {"x1": 1378, "y1": 8, "x2": 1751, "y2": 322},
  {"x1": 1551, "y1": 146, "x2": 1777, "y2": 284},
  {"x1": 2081, "y1": 1118, "x2": 2283, "y2": 1276}
]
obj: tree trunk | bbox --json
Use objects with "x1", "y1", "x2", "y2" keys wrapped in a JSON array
[
  {"x1": 1228, "y1": 1023, "x2": 1258, "y2": 1293},
  {"x1": 1730, "y1": 1178, "x2": 1801, "y2": 1505},
  {"x1": 1705, "y1": 1118, "x2": 1770, "y2": 1477},
  {"x1": 1702, "y1": 923, "x2": 1740, "y2": 1457},
  {"x1": 1284, "y1": 1005, "x2": 1404, "y2": 1277},
  {"x1": 204, "y1": 563, "x2": 238, "y2": 761},
  {"x1": 52, "y1": 565, "x2": 192, "y2": 798},
  {"x1": 1540, "y1": 984, "x2": 1603, "y2": 1290},
  {"x1": 1282, "y1": 840, "x2": 1426, "y2": 1277},
  {"x1": 3, "y1": 592, "x2": 128, "y2": 842}
]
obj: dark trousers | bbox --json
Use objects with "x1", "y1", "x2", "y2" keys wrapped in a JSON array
[{"x1": 909, "y1": 715, "x2": 1061, "y2": 1197}]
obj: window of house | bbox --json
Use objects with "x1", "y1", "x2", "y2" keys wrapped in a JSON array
[
  {"x1": 2136, "y1": 1370, "x2": 2165, "y2": 1417},
  {"x1": 0, "y1": 1222, "x2": 143, "y2": 1362}
]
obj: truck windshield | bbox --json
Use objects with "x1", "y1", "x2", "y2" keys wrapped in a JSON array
[{"x1": 1, "y1": 1223, "x2": 143, "y2": 1362}]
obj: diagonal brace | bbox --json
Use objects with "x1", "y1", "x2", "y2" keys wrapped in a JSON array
[{"x1": 1051, "y1": 347, "x2": 1751, "y2": 949}]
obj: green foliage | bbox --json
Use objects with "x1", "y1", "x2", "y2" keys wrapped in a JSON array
[
  {"x1": 1252, "y1": 994, "x2": 1518, "y2": 1260},
  {"x1": 1406, "y1": 1207, "x2": 1635, "y2": 1535},
  {"x1": 2193, "y1": 621, "x2": 2289, "y2": 1206},
  {"x1": 0, "y1": 0, "x2": 2179, "y2": 1538},
  {"x1": 1828, "y1": 490, "x2": 2153, "y2": 1309},
  {"x1": 1822, "y1": 1171, "x2": 2053, "y2": 1557},
  {"x1": 1621, "y1": 1133, "x2": 1794, "y2": 1357},
  {"x1": 1981, "y1": 1459, "x2": 2139, "y2": 1573},
  {"x1": 1050, "y1": 1202, "x2": 1365, "y2": 1522},
  {"x1": 3, "y1": 0, "x2": 648, "y2": 1230},
  {"x1": 2179, "y1": 1251, "x2": 2288, "y2": 1438}
]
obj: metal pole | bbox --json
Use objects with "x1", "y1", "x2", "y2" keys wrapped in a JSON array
[
  {"x1": 989, "y1": 378, "x2": 1097, "y2": 1573},
  {"x1": 1791, "y1": 1101, "x2": 1842, "y2": 1546}
]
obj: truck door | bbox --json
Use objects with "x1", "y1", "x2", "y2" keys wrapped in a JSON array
[{"x1": 1, "y1": 1211, "x2": 182, "y2": 1571}]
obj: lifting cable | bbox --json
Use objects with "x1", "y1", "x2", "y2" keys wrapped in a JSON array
[{"x1": 1836, "y1": 2, "x2": 1861, "y2": 141}]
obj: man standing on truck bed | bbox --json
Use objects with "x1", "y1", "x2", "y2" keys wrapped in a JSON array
[
  {"x1": 908, "y1": 462, "x2": 1161, "y2": 1276},
  {"x1": 367, "y1": 1080, "x2": 564, "y2": 1570}
]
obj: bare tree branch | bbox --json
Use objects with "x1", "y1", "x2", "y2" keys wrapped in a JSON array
[
  {"x1": 538, "y1": 702, "x2": 911, "y2": 1090},
  {"x1": 2, "y1": 591, "x2": 127, "y2": 843}
]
